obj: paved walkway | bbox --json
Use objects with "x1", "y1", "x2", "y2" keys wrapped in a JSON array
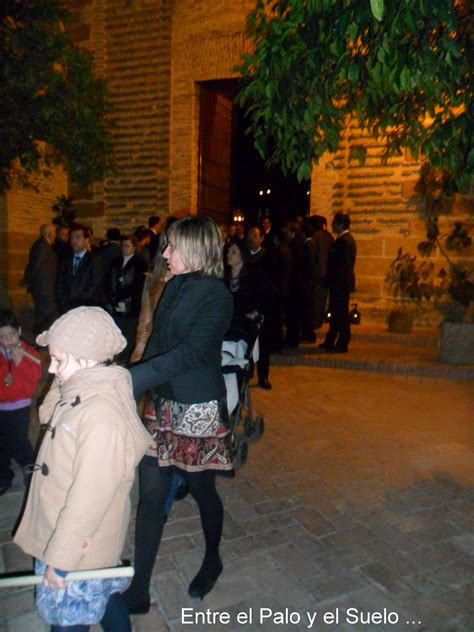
[{"x1": 0, "y1": 332, "x2": 473, "y2": 631}]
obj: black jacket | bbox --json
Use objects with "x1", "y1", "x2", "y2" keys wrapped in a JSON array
[
  {"x1": 326, "y1": 232, "x2": 357, "y2": 295},
  {"x1": 56, "y1": 251, "x2": 104, "y2": 314},
  {"x1": 107, "y1": 255, "x2": 147, "y2": 317},
  {"x1": 24, "y1": 238, "x2": 58, "y2": 299},
  {"x1": 225, "y1": 264, "x2": 275, "y2": 320},
  {"x1": 130, "y1": 272, "x2": 233, "y2": 403}
]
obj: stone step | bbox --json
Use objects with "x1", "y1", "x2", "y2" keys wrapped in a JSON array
[
  {"x1": 272, "y1": 336, "x2": 474, "y2": 381},
  {"x1": 350, "y1": 324, "x2": 438, "y2": 348}
]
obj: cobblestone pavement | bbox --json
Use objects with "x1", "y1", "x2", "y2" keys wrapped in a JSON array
[{"x1": 0, "y1": 361, "x2": 473, "y2": 632}]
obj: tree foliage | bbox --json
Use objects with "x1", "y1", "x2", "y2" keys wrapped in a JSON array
[
  {"x1": 0, "y1": 0, "x2": 114, "y2": 193},
  {"x1": 237, "y1": 0, "x2": 473, "y2": 189}
]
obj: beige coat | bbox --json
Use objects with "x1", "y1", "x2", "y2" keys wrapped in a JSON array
[{"x1": 14, "y1": 365, "x2": 153, "y2": 571}]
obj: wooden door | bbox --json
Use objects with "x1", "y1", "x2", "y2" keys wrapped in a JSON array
[{"x1": 198, "y1": 86, "x2": 233, "y2": 224}]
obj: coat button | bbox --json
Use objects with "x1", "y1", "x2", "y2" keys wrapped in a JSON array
[{"x1": 82, "y1": 543, "x2": 88, "y2": 549}]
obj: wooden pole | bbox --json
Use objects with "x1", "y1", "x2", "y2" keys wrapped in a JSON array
[{"x1": 0, "y1": 565, "x2": 134, "y2": 588}]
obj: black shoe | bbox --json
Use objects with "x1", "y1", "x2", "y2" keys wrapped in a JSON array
[
  {"x1": 258, "y1": 379, "x2": 272, "y2": 390},
  {"x1": 0, "y1": 483, "x2": 12, "y2": 496},
  {"x1": 188, "y1": 556, "x2": 223, "y2": 600},
  {"x1": 318, "y1": 342, "x2": 332, "y2": 350},
  {"x1": 175, "y1": 482, "x2": 189, "y2": 501},
  {"x1": 122, "y1": 590, "x2": 150, "y2": 615}
]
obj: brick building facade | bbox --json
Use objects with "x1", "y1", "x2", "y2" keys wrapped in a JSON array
[{"x1": 1, "y1": 0, "x2": 472, "y2": 324}]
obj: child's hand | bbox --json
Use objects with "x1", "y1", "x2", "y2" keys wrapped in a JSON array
[{"x1": 43, "y1": 566, "x2": 68, "y2": 589}]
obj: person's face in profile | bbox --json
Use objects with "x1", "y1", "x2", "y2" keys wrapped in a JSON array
[{"x1": 162, "y1": 238, "x2": 188, "y2": 275}]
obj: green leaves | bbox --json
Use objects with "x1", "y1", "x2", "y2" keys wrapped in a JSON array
[
  {"x1": 1, "y1": 0, "x2": 114, "y2": 192},
  {"x1": 237, "y1": 0, "x2": 473, "y2": 192},
  {"x1": 297, "y1": 161, "x2": 312, "y2": 181},
  {"x1": 370, "y1": 0, "x2": 384, "y2": 22}
]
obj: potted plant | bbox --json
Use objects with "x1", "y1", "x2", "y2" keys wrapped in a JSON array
[
  {"x1": 386, "y1": 165, "x2": 474, "y2": 360},
  {"x1": 385, "y1": 249, "x2": 433, "y2": 334},
  {"x1": 414, "y1": 165, "x2": 474, "y2": 364}
]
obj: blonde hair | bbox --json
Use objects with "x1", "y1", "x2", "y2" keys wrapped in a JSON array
[{"x1": 167, "y1": 216, "x2": 224, "y2": 278}]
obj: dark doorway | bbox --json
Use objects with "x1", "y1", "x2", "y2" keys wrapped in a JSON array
[{"x1": 197, "y1": 79, "x2": 310, "y2": 227}]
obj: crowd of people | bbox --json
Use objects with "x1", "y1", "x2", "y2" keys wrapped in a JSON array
[
  {"x1": 1, "y1": 211, "x2": 356, "y2": 631},
  {"x1": 23, "y1": 210, "x2": 357, "y2": 390}
]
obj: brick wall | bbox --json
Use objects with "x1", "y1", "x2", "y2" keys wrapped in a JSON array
[
  {"x1": 1, "y1": 166, "x2": 68, "y2": 312},
  {"x1": 67, "y1": 0, "x2": 172, "y2": 235}
]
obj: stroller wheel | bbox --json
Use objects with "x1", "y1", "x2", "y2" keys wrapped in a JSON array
[
  {"x1": 243, "y1": 416, "x2": 253, "y2": 438},
  {"x1": 245, "y1": 415, "x2": 265, "y2": 442},
  {"x1": 254, "y1": 415, "x2": 264, "y2": 439},
  {"x1": 234, "y1": 437, "x2": 249, "y2": 469}
]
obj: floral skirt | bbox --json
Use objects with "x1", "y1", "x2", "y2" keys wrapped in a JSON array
[
  {"x1": 144, "y1": 397, "x2": 233, "y2": 473},
  {"x1": 34, "y1": 559, "x2": 129, "y2": 626}
]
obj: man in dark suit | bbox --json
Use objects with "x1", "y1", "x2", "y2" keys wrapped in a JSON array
[
  {"x1": 312, "y1": 215, "x2": 334, "y2": 330},
  {"x1": 24, "y1": 224, "x2": 58, "y2": 335},
  {"x1": 99, "y1": 227, "x2": 122, "y2": 276},
  {"x1": 52, "y1": 225, "x2": 72, "y2": 262},
  {"x1": 320, "y1": 212, "x2": 356, "y2": 353},
  {"x1": 148, "y1": 215, "x2": 163, "y2": 261},
  {"x1": 300, "y1": 218, "x2": 317, "y2": 343},
  {"x1": 246, "y1": 225, "x2": 280, "y2": 389},
  {"x1": 56, "y1": 224, "x2": 104, "y2": 314}
]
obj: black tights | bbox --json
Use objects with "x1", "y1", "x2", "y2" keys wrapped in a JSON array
[{"x1": 124, "y1": 457, "x2": 223, "y2": 603}]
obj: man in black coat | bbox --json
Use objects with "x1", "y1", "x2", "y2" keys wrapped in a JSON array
[
  {"x1": 312, "y1": 215, "x2": 335, "y2": 330},
  {"x1": 52, "y1": 225, "x2": 72, "y2": 262},
  {"x1": 246, "y1": 225, "x2": 281, "y2": 389},
  {"x1": 99, "y1": 226, "x2": 122, "y2": 276},
  {"x1": 320, "y1": 212, "x2": 357, "y2": 353},
  {"x1": 148, "y1": 215, "x2": 164, "y2": 261},
  {"x1": 24, "y1": 224, "x2": 58, "y2": 335},
  {"x1": 56, "y1": 224, "x2": 104, "y2": 314}
]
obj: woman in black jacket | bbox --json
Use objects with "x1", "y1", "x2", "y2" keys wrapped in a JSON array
[
  {"x1": 225, "y1": 239, "x2": 277, "y2": 389},
  {"x1": 106, "y1": 235, "x2": 147, "y2": 362},
  {"x1": 123, "y1": 216, "x2": 233, "y2": 612}
]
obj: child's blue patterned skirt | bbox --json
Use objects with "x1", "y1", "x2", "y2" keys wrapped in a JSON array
[{"x1": 34, "y1": 559, "x2": 130, "y2": 626}]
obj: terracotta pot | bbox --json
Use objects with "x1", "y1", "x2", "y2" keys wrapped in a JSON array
[
  {"x1": 387, "y1": 308, "x2": 414, "y2": 334},
  {"x1": 438, "y1": 321, "x2": 474, "y2": 365}
]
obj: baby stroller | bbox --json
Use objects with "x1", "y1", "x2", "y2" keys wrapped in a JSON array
[{"x1": 222, "y1": 315, "x2": 265, "y2": 469}]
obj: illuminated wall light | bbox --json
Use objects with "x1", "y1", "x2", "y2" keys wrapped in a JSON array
[
  {"x1": 266, "y1": 188, "x2": 271, "y2": 194},
  {"x1": 259, "y1": 190, "x2": 264, "y2": 196}
]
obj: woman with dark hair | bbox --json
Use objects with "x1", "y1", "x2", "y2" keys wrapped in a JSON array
[
  {"x1": 225, "y1": 240, "x2": 261, "y2": 320},
  {"x1": 225, "y1": 239, "x2": 277, "y2": 388},
  {"x1": 123, "y1": 216, "x2": 233, "y2": 613}
]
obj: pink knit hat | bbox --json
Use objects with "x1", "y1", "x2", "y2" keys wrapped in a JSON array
[{"x1": 36, "y1": 306, "x2": 127, "y2": 362}]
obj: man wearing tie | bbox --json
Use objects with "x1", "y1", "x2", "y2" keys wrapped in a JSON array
[
  {"x1": 56, "y1": 224, "x2": 104, "y2": 314},
  {"x1": 320, "y1": 212, "x2": 357, "y2": 353}
]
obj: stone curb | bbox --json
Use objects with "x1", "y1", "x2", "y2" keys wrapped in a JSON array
[{"x1": 271, "y1": 352, "x2": 474, "y2": 381}]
